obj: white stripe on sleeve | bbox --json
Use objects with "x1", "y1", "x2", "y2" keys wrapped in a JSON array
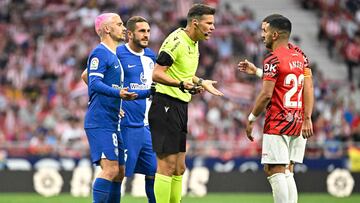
[{"x1": 89, "y1": 73, "x2": 104, "y2": 78}]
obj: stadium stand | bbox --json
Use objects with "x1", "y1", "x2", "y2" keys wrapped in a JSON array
[{"x1": 0, "y1": 0, "x2": 359, "y2": 162}]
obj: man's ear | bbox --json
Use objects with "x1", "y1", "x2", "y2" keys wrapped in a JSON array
[
  {"x1": 126, "y1": 30, "x2": 130, "y2": 38},
  {"x1": 192, "y1": 19, "x2": 199, "y2": 27},
  {"x1": 104, "y1": 25, "x2": 111, "y2": 34},
  {"x1": 272, "y1": 31, "x2": 279, "y2": 40}
]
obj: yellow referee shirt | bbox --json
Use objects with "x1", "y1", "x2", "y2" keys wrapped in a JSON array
[{"x1": 156, "y1": 28, "x2": 199, "y2": 102}]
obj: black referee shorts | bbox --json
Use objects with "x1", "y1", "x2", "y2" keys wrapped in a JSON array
[{"x1": 148, "y1": 92, "x2": 188, "y2": 154}]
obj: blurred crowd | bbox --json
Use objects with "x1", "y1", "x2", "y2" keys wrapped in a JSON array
[
  {"x1": 300, "y1": 0, "x2": 360, "y2": 82},
  {"x1": 0, "y1": 0, "x2": 359, "y2": 162}
]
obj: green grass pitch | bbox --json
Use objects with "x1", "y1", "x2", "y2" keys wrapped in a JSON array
[{"x1": 0, "y1": 193, "x2": 359, "y2": 203}]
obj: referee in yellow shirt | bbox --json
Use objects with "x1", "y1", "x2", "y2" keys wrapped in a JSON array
[{"x1": 148, "y1": 4, "x2": 224, "y2": 203}]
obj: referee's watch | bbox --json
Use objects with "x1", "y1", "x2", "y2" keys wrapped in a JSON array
[
  {"x1": 179, "y1": 81, "x2": 186, "y2": 93},
  {"x1": 197, "y1": 78, "x2": 204, "y2": 86}
]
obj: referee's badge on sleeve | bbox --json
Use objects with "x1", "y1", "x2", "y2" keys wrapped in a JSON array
[{"x1": 90, "y1": 57, "x2": 99, "y2": 70}]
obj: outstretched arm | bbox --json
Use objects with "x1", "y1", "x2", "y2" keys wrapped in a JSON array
[
  {"x1": 238, "y1": 59, "x2": 263, "y2": 78},
  {"x1": 81, "y1": 68, "x2": 137, "y2": 100},
  {"x1": 192, "y1": 76, "x2": 223, "y2": 96}
]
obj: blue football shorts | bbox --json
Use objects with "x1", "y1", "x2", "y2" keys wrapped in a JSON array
[
  {"x1": 121, "y1": 125, "x2": 157, "y2": 177},
  {"x1": 85, "y1": 128, "x2": 125, "y2": 166}
]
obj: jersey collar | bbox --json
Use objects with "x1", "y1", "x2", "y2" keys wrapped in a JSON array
[
  {"x1": 125, "y1": 43, "x2": 144, "y2": 56},
  {"x1": 180, "y1": 28, "x2": 197, "y2": 46},
  {"x1": 273, "y1": 45, "x2": 289, "y2": 53},
  {"x1": 100, "y1": 42, "x2": 117, "y2": 55}
]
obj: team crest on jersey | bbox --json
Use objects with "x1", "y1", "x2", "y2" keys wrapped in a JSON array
[
  {"x1": 285, "y1": 112, "x2": 294, "y2": 122},
  {"x1": 90, "y1": 57, "x2": 99, "y2": 70},
  {"x1": 140, "y1": 72, "x2": 147, "y2": 83}
]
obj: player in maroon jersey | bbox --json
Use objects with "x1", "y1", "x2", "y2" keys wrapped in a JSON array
[{"x1": 240, "y1": 15, "x2": 314, "y2": 203}]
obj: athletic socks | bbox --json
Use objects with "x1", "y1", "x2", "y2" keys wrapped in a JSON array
[
  {"x1": 145, "y1": 177, "x2": 156, "y2": 203},
  {"x1": 170, "y1": 175, "x2": 183, "y2": 203},
  {"x1": 285, "y1": 170, "x2": 298, "y2": 203},
  {"x1": 93, "y1": 178, "x2": 112, "y2": 203},
  {"x1": 107, "y1": 181, "x2": 121, "y2": 203},
  {"x1": 268, "y1": 173, "x2": 289, "y2": 203},
  {"x1": 154, "y1": 173, "x2": 172, "y2": 203}
]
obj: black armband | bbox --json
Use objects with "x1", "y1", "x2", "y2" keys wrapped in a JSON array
[{"x1": 156, "y1": 51, "x2": 174, "y2": 66}]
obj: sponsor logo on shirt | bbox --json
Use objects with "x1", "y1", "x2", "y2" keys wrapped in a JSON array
[
  {"x1": 264, "y1": 63, "x2": 277, "y2": 73},
  {"x1": 130, "y1": 83, "x2": 150, "y2": 90},
  {"x1": 263, "y1": 63, "x2": 277, "y2": 77}
]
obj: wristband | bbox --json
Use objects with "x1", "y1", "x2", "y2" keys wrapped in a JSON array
[
  {"x1": 248, "y1": 113, "x2": 257, "y2": 122},
  {"x1": 179, "y1": 81, "x2": 186, "y2": 93},
  {"x1": 256, "y1": 68, "x2": 263, "y2": 78},
  {"x1": 197, "y1": 78, "x2": 204, "y2": 86}
]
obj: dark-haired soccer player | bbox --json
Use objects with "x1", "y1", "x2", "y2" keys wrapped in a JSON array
[
  {"x1": 239, "y1": 14, "x2": 314, "y2": 203},
  {"x1": 149, "y1": 4, "x2": 223, "y2": 203},
  {"x1": 241, "y1": 15, "x2": 313, "y2": 203},
  {"x1": 84, "y1": 13, "x2": 137, "y2": 203},
  {"x1": 117, "y1": 16, "x2": 157, "y2": 203}
]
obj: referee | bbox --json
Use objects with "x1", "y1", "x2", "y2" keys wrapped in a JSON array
[{"x1": 148, "y1": 4, "x2": 223, "y2": 203}]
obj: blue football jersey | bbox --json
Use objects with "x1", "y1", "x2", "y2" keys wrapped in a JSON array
[
  {"x1": 117, "y1": 44, "x2": 156, "y2": 127},
  {"x1": 84, "y1": 43, "x2": 124, "y2": 129}
]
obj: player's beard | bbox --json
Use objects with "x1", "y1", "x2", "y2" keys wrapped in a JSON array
[
  {"x1": 133, "y1": 37, "x2": 148, "y2": 49},
  {"x1": 264, "y1": 36, "x2": 273, "y2": 50}
]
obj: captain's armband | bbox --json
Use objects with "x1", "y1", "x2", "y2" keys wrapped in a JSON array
[{"x1": 304, "y1": 68, "x2": 312, "y2": 78}]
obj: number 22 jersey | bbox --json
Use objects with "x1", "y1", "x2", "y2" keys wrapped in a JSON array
[{"x1": 262, "y1": 46, "x2": 305, "y2": 136}]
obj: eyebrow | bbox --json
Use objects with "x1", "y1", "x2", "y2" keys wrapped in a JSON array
[{"x1": 138, "y1": 28, "x2": 150, "y2": 31}]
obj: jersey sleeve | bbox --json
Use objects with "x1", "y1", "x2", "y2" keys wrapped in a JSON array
[
  {"x1": 159, "y1": 34, "x2": 180, "y2": 61},
  {"x1": 262, "y1": 53, "x2": 280, "y2": 82},
  {"x1": 130, "y1": 89, "x2": 151, "y2": 99},
  {"x1": 88, "y1": 49, "x2": 120, "y2": 97}
]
